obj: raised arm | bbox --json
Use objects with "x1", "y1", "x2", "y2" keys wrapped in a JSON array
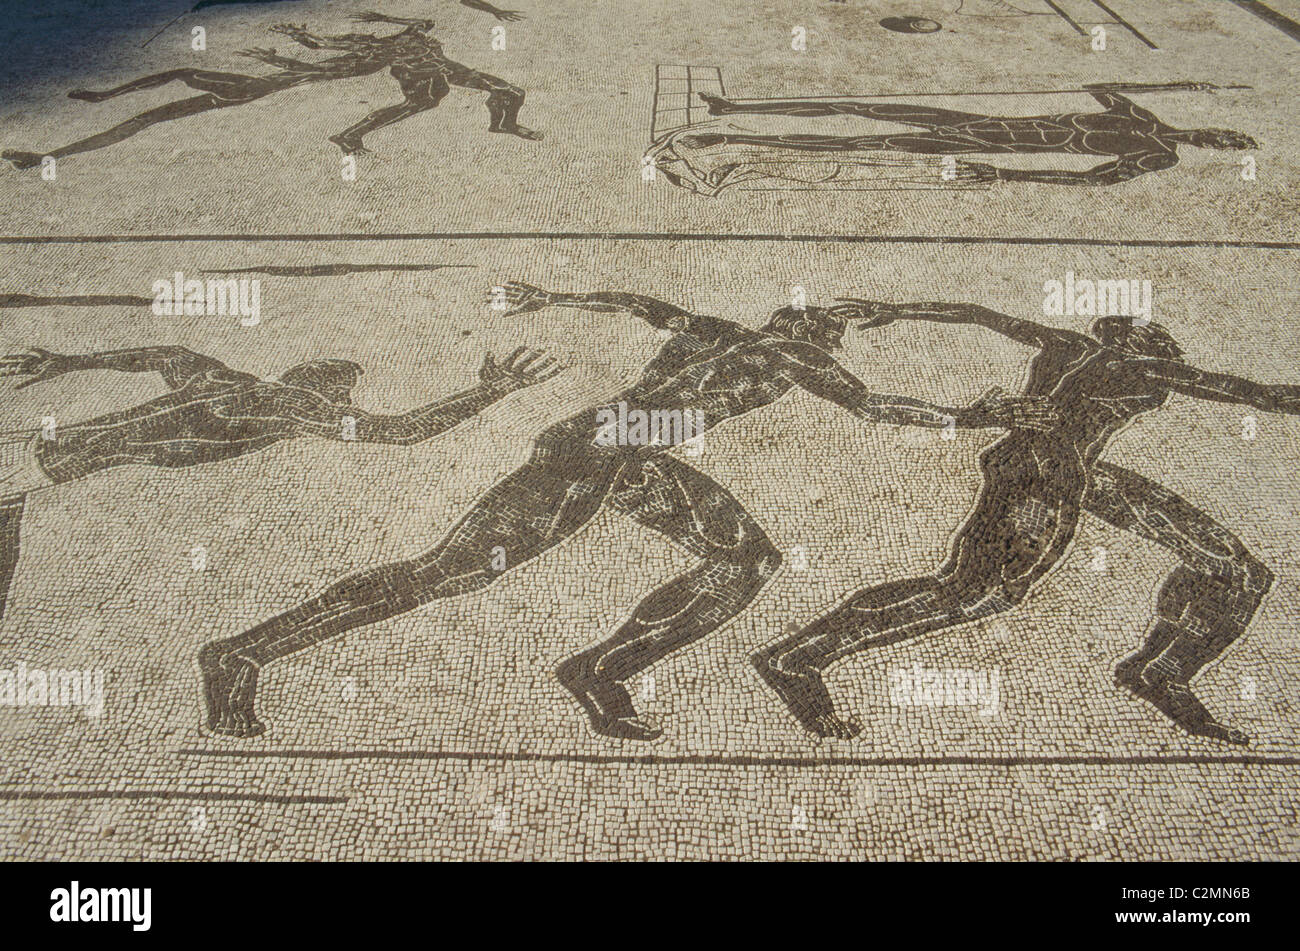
[
  {"x1": 1081, "y1": 82, "x2": 1174, "y2": 121},
  {"x1": 459, "y1": 0, "x2": 525, "y2": 21},
  {"x1": 835, "y1": 299, "x2": 1085, "y2": 351},
  {"x1": 295, "y1": 348, "x2": 562, "y2": 445},
  {"x1": 235, "y1": 47, "x2": 326, "y2": 71},
  {"x1": 1082, "y1": 81, "x2": 1221, "y2": 118},
  {"x1": 498, "y1": 281, "x2": 737, "y2": 344},
  {"x1": 268, "y1": 24, "x2": 356, "y2": 51},
  {"x1": 0, "y1": 345, "x2": 245, "y2": 391},
  {"x1": 1142, "y1": 359, "x2": 1300, "y2": 416}
]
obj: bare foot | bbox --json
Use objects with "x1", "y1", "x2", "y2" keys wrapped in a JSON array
[
  {"x1": 493, "y1": 125, "x2": 543, "y2": 141},
  {"x1": 680, "y1": 133, "x2": 727, "y2": 149},
  {"x1": 329, "y1": 134, "x2": 370, "y2": 155},
  {"x1": 809, "y1": 712, "x2": 862, "y2": 740},
  {"x1": 750, "y1": 652, "x2": 853, "y2": 738},
  {"x1": 698, "y1": 93, "x2": 735, "y2": 116},
  {"x1": 556, "y1": 655, "x2": 660, "y2": 740},
  {"x1": 1119, "y1": 667, "x2": 1250, "y2": 746},
  {"x1": 592, "y1": 714, "x2": 663, "y2": 741},
  {"x1": 205, "y1": 709, "x2": 267, "y2": 738},
  {"x1": 2, "y1": 151, "x2": 43, "y2": 170}
]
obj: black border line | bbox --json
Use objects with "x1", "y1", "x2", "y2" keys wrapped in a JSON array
[
  {"x1": 0, "y1": 233, "x2": 1296, "y2": 249},
  {"x1": 177, "y1": 749, "x2": 1300, "y2": 767},
  {"x1": 0, "y1": 789, "x2": 347, "y2": 804}
]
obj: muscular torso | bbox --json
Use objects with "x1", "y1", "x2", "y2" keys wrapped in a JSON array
[
  {"x1": 536, "y1": 329, "x2": 795, "y2": 455},
  {"x1": 391, "y1": 36, "x2": 450, "y2": 70},
  {"x1": 996, "y1": 340, "x2": 1169, "y2": 472},
  {"x1": 941, "y1": 110, "x2": 1178, "y2": 159},
  {"x1": 34, "y1": 380, "x2": 315, "y2": 483}
]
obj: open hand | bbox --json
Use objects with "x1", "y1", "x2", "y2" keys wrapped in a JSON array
[
  {"x1": 0, "y1": 347, "x2": 67, "y2": 389},
  {"x1": 493, "y1": 281, "x2": 556, "y2": 317},
  {"x1": 956, "y1": 160, "x2": 1002, "y2": 184},
  {"x1": 479, "y1": 347, "x2": 564, "y2": 390},
  {"x1": 831, "y1": 298, "x2": 897, "y2": 329},
  {"x1": 1154, "y1": 81, "x2": 1217, "y2": 92}
]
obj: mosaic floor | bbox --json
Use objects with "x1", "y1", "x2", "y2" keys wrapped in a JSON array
[{"x1": 0, "y1": 0, "x2": 1298, "y2": 860}]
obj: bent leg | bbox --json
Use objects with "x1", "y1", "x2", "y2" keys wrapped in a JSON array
[
  {"x1": 69, "y1": 69, "x2": 274, "y2": 102},
  {"x1": 331, "y1": 72, "x2": 449, "y2": 154},
  {"x1": 5, "y1": 93, "x2": 246, "y2": 168},
  {"x1": 0, "y1": 495, "x2": 25, "y2": 623},
  {"x1": 1085, "y1": 462, "x2": 1272, "y2": 744},
  {"x1": 199, "y1": 459, "x2": 613, "y2": 736},
  {"x1": 445, "y1": 62, "x2": 540, "y2": 140},
  {"x1": 556, "y1": 457, "x2": 781, "y2": 739},
  {"x1": 755, "y1": 450, "x2": 1082, "y2": 737}
]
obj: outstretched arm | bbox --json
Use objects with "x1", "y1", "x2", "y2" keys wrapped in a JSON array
[
  {"x1": 779, "y1": 340, "x2": 1058, "y2": 432},
  {"x1": 498, "y1": 281, "x2": 738, "y2": 344},
  {"x1": 459, "y1": 0, "x2": 525, "y2": 21},
  {"x1": 1082, "y1": 82, "x2": 1169, "y2": 121},
  {"x1": 989, "y1": 155, "x2": 1171, "y2": 187},
  {"x1": 836, "y1": 299, "x2": 1083, "y2": 351},
  {"x1": 297, "y1": 348, "x2": 562, "y2": 445},
  {"x1": 235, "y1": 47, "x2": 326, "y2": 71},
  {"x1": 778, "y1": 341, "x2": 1019, "y2": 430},
  {"x1": 268, "y1": 24, "x2": 357, "y2": 51},
  {"x1": 1083, "y1": 81, "x2": 1215, "y2": 117},
  {"x1": 1142, "y1": 359, "x2": 1300, "y2": 415},
  {"x1": 0, "y1": 346, "x2": 245, "y2": 391}
]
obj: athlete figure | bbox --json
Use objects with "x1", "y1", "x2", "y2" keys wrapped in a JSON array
[
  {"x1": 753, "y1": 302, "x2": 1298, "y2": 745},
  {"x1": 3, "y1": 4, "x2": 534, "y2": 169},
  {"x1": 199, "y1": 283, "x2": 1055, "y2": 740},
  {"x1": 0, "y1": 344, "x2": 559, "y2": 622},
  {"x1": 689, "y1": 82, "x2": 1256, "y2": 186},
  {"x1": 314, "y1": 11, "x2": 541, "y2": 155}
]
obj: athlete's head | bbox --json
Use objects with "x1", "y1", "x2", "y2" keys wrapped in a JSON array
[
  {"x1": 1185, "y1": 128, "x2": 1257, "y2": 151},
  {"x1": 1091, "y1": 316, "x2": 1185, "y2": 361},
  {"x1": 279, "y1": 359, "x2": 364, "y2": 402},
  {"x1": 761, "y1": 305, "x2": 847, "y2": 351}
]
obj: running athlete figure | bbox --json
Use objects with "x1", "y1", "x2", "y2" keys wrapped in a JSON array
[
  {"x1": 311, "y1": 11, "x2": 541, "y2": 155},
  {"x1": 689, "y1": 82, "x2": 1256, "y2": 187},
  {"x1": 3, "y1": 4, "x2": 534, "y2": 169},
  {"x1": 199, "y1": 283, "x2": 1055, "y2": 740},
  {"x1": 0, "y1": 344, "x2": 559, "y2": 622},
  {"x1": 754, "y1": 302, "x2": 1299, "y2": 745}
]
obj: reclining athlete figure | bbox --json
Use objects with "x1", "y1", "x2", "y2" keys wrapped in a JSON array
[
  {"x1": 754, "y1": 302, "x2": 1298, "y2": 745},
  {"x1": 0, "y1": 344, "x2": 559, "y2": 622},
  {"x1": 200, "y1": 282, "x2": 1055, "y2": 740},
  {"x1": 690, "y1": 82, "x2": 1256, "y2": 187}
]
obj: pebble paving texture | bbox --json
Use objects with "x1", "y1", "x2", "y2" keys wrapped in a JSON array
[{"x1": 0, "y1": 0, "x2": 1298, "y2": 861}]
